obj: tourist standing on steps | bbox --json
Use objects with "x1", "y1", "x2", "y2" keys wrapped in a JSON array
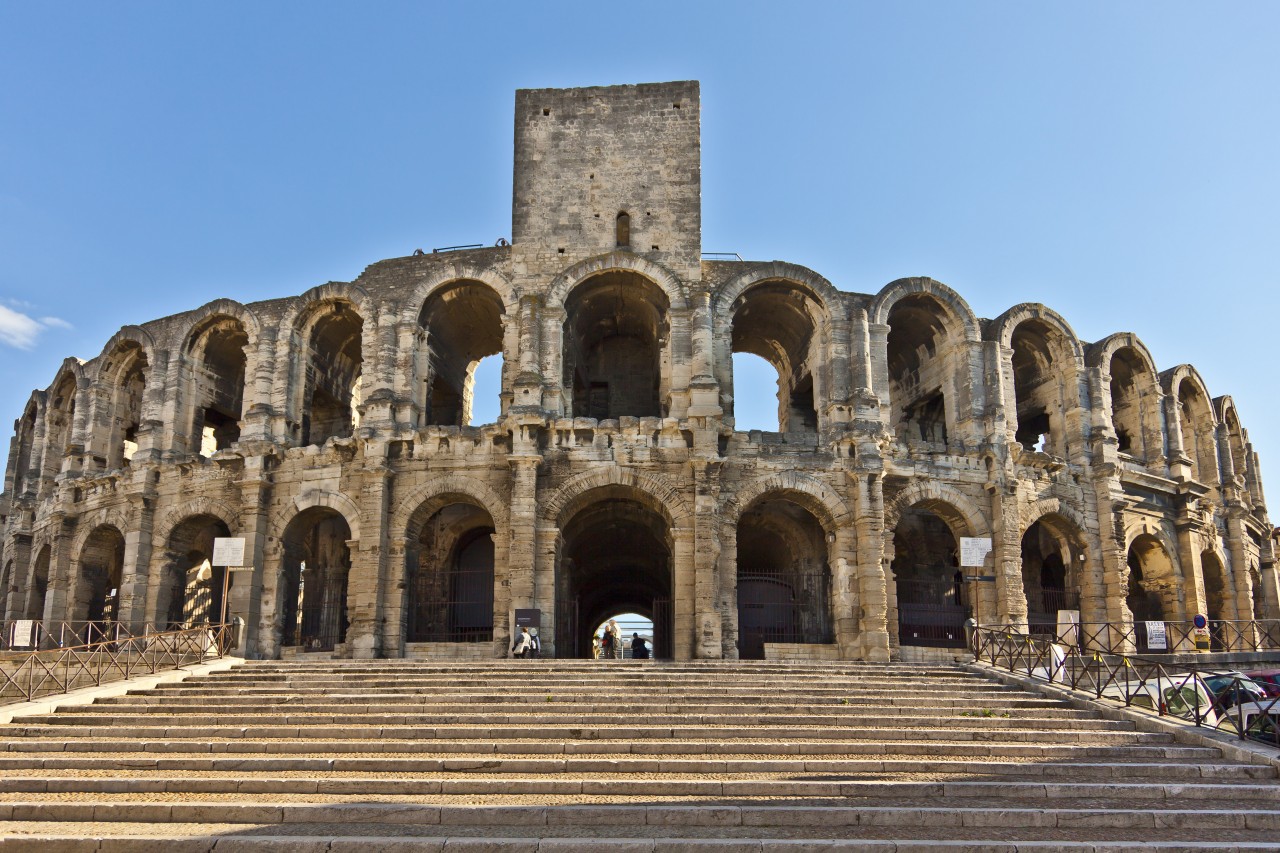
[
  {"x1": 527, "y1": 629, "x2": 541, "y2": 659},
  {"x1": 607, "y1": 619, "x2": 622, "y2": 660},
  {"x1": 512, "y1": 627, "x2": 531, "y2": 658},
  {"x1": 631, "y1": 632, "x2": 649, "y2": 660},
  {"x1": 599, "y1": 627, "x2": 613, "y2": 660}
]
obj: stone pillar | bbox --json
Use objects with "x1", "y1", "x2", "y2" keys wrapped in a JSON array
[
  {"x1": 1225, "y1": 511, "x2": 1250, "y2": 624},
  {"x1": 1087, "y1": 467, "x2": 1133, "y2": 652},
  {"x1": 852, "y1": 468, "x2": 890, "y2": 662},
  {"x1": 242, "y1": 325, "x2": 280, "y2": 443},
  {"x1": 231, "y1": 456, "x2": 272, "y2": 657},
  {"x1": 672, "y1": 523, "x2": 696, "y2": 661},
  {"x1": 1165, "y1": 395, "x2": 1192, "y2": 480},
  {"x1": 990, "y1": 482, "x2": 1028, "y2": 631},
  {"x1": 687, "y1": 290, "x2": 721, "y2": 419},
  {"x1": 691, "y1": 459, "x2": 722, "y2": 658},
  {"x1": 3, "y1": 536, "x2": 31, "y2": 623},
  {"x1": 539, "y1": 307, "x2": 565, "y2": 415},
  {"x1": 118, "y1": 476, "x2": 158, "y2": 631},
  {"x1": 508, "y1": 451, "x2": 540, "y2": 655},
  {"x1": 716, "y1": 518, "x2": 738, "y2": 659},
  {"x1": 511, "y1": 296, "x2": 544, "y2": 414},
  {"x1": 42, "y1": 515, "x2": 75, "y2": 627},
  {"x1": 1174, "y1": 522, "x2": 1202, "y2": 624},
  {"x1": 347, "y1": 446, "x2": 391, "y2": 659}
]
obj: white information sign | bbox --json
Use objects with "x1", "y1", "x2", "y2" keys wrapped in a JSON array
[
  {"x1": 11, "y1": 619, "x2": 35, "y2": 648},
  {"x1": 1145, "y1": 620, "x2": 1168, "y2": 651},
  {"x1": 1056, "y1": 610, "x2": 1080, "y2": 647},
  {"x1": 959, "y1": 537, "x2": 993, "y2": 567},
  {"x1": 212, "y1": 537, "x2": 246, "y2": 568}
]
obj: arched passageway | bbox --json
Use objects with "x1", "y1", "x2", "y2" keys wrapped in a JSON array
[
  {"x1": 562, "y1": 272, "x2": 669, "y2": 420},
  {"x1": 75, "y1": 526, "x2": 126, "y2": 626},
  {"x1": 1126, "y1": 534, "x2": 1179, "y2": 651},
  {"x1": 886, "y1": 295, "x2": 956, "y2": 447},
  {"x1": 279, "y1": 508, "x2": 352, "y2": 652},
  {"x1": 29, "y1": 546, "x2": 50, "y2": 620},
  {"x1": 1201, "y1": 550, "x2": 1230, "y2": 650},
  {"x1": 157, "y1": 515, "x2": 232, "y2": 628},
  {"x1": 185, "y1": 317, "x2": 249, "y2": 456},
  {"x1": 555, "y1": 491, "x2": 672, "y2": 659},
  {"x1": 890, "y1": 505, "x2": 967, "y2": 648},
  {"x1": 735, "y1": 495, "x2": 832, "y2": 659},
  {"x1": 418, "y1": 281, "x2": 506, "y2": 426},
  {"x1": 728, "y1": 282, "x2": 822, "y2": 434},
  {"x1": 299, "y1": 302, "x2": 363, "y2": 447},
  {"x1": 1021, "y1": 515, "x2": 1082, "y2": 634},
  {"x1": 405, "y1": 502, "x2": 496, "y2": 643}
]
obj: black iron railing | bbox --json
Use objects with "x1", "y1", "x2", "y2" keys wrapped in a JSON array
[{"x1": 971, "y1": 626, "x2": 1280, "y2": 749}]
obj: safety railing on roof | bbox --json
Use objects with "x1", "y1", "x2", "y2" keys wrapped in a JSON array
[
  {"x1": 971, "y1": 625, "x2": 1280, "y2": 749},
  {"x1": 0, "y1": 623, "x2": 232, "y2": 705}
]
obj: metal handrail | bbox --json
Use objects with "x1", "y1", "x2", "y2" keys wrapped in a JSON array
[
  {"x1": 1016, "y1": 618, "x2": 1280, "y2": 655},
  {"x1": 971, "y1": 626, "x2": 1280, "y2": 749},
  {"x1": 0, "y1": 623, "x2": 232, "y2": 705}
]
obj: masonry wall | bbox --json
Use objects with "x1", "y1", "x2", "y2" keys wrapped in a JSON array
[{"x1": 1, "y1": 81, "x2": 1275, "y2": 663}]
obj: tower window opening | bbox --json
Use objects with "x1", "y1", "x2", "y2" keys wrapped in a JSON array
[{"x1": 616, "y1": 212, "x2": 630, "y2": 248}]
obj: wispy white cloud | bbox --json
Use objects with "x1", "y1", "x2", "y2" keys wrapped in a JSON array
[{"x1": 0, "y1": 304, "x2": 71, "y2": 350}]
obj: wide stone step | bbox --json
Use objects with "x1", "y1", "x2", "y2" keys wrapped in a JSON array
[
  {"x1": 25, "y1": 711, "x2": 1121, "y2": 730},
  {"x1": 3, "y1": 776, "x2": 1277, "y2": 802},
  {"x1": 1, "y1": 723, "x2": 1169, "y2": 744},
  {"x1": 0, "y1": 755, "x2": 1268, "y2": 780},
  {"x1": 0, "y1": 737, "x2": 1222, "y2": 760},
  {"x1": 5, "y1": 801, "x2": 1280, "y2": 832}
]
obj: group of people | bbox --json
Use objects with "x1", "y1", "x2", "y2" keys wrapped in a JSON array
[
  {"x1": 511, "y1": 618, "x2": 652, "y2": 660},
  {"x1": 595, "y1": 619, "x2": 650, "y2": 660},
  {"x1": 511, "y1": 626, "x2": 541, "y2": 658}
]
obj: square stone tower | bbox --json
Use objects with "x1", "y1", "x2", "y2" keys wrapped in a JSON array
[{"x1": 512, "y1": 81, "x2": 701, "y2": 284}]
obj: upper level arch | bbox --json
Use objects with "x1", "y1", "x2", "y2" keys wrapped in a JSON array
[
  {"x1": 282, "y1": 285, "x2": 372, "y2": 447},
  {"x1": 717, "y1": 267, "x2": 838, "y2": 434},
  {"x1": 1214, "y1": 395, "x2": 1249, "y2": 486},
  {"x1": 39, "y1": 359, "x2": 85, "y2": 483},
  {"x1": 415, "y1": 278, "x2": 509, "y2": 427},
  {"x1": 179, "y1": 302, "x2": 260, "y2": 456},
  {"x1": 869, "y1": 277, "x2": 980, "y2": 343},
  {"x1": 398, "y1": 265, "x2": 518, "y2": 325},
  {"x1": 90, "y1": 328, "x2": 158, "y2": 470},
  {"x1": 1162, "y1": 364, "x2": 1219, "y2": 486},
  {"x1": 990, "y1": 305, "x2": 1086, "y2": 457},
  {"x1": 1087, "y1": 333, "x2": 1163, "y2": 463},
  {"x1": 545, "y1": 252, "x2": 688, "y2": 313}
]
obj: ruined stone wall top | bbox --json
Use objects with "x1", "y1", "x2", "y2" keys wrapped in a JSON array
[{"x1": 512, "y1": 81, "x2": 701, "y2": 283}]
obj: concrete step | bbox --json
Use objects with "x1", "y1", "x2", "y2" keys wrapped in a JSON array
[{"x1": 0, "y1": 737, "x2": 1223, "y2": 760}]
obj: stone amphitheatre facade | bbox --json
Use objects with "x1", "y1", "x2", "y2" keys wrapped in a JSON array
[{"x1": 0, "y1": 81, "x2": 1274, "y2": 662}]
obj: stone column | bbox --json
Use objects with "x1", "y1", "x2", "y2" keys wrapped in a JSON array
[
  {"x1": 508, "y1": 451, "x2": 540, "y2": 655},
  {"x1": 539, "y1": 307, "x2": 566, "y2": 415},
  {"x1": 852, "y1": 468, "x2": 890, "y2": 662},
  {"x1": 691, "y1": 459, "x2": 722, "y2": 658},
  {"x1": 42, "y1": 515, "x2": 75, "y2": 627},
  {"x1": 716, "y1": 518, "x2": 738, "y2": 659},
  {"x1": 347, "y1": 446, "x2": 391, "y2": 659},
  {"x1": 1225, "y1": 511, "x2": 1250, "y2": 624},
  {"x1": 990, "y1": 481, "x2": 1028, "y2": 631},
  {"x1": 231, "y1": 455, "x2": 272, "y2": 657},
  {"x1": 241, "y1": 324, "x2": 280, "y2": 443},
  {"x1": 1174, "y1": 521, "x2": 1203, "y2": 624},
  {"x1": 3, "y1": 536, "x2": 31, "y2": 623},
  {"x1": 117, "y1": 476, "x2": 158, "y2": 631},
  {"x1": 687, "y1": 290, "x2": 721, "y2": 419},
  {"x1": 672, "y1": 523, "x2": 696, "y2": 661}
]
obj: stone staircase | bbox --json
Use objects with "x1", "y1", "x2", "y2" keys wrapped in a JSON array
[{"x1": 0, "y1": 660, "x2": 1278, "y2": 850}]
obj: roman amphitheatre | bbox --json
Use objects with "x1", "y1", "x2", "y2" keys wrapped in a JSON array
[{"x1": 1, "y1": 80, "x2": 1274, "y2": 663}]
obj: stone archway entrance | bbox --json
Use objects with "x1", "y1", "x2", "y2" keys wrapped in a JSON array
[
  {"x1": 554, "y1": 492, "x2": 673, "y2": 659},
  {"x1": 279, "y1": 508, "x2": 352, "y2": 653}
]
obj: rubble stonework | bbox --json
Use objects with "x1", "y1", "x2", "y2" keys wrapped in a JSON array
[{"x1": 1, "y1": 81, "x2": 1275, "y2": 662}]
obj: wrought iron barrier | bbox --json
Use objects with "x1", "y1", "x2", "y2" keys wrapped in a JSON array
[
  {"x1": 1010, "y1": 618, "x2": 1280, "y2": 655},
  {"x1": 971, "y1": 625, "x2": 1280, "y2": 749},
  {"x1": 0, "y1": 622, "x2": 232, "y2": 705}
]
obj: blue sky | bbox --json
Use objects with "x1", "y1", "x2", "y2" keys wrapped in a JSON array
[{"x1": 2, "y1": 2, "x2": 1278, "y2": 496}]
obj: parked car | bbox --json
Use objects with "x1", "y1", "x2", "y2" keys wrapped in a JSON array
[
  {"x1": 1202, "y1": 671, "x2": 1271, "y2": 710},
  {"x1": 1243, "y1": 669, "x2": 1280, "y2": 698}
]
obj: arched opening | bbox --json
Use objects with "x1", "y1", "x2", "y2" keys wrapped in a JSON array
[
  {"x1": 728, "y1": 281, "x2": 823, "y2": 435},
  {"x1": 1108, "y1": 347, "x2": 1157, "y2": 461},
  {"x1": 729, "y1": 353, "x2": 780, "y2": 431},
  {"x1": 158, "y1": 515, "x2": 232, "y2": 629},
  {"x1": 75, "y1": 526, "x2": 125, "y2": 626},
  {"x1": 886, "y1": 295, "x2": 954, "y2": 447},
  {"x1": 735, "y1": 495, "x2": 832, "y2": 660},
  {"x1": 0, "y1": 560, "x2": 11, "y2": 618},
  {"x1": 418, "y1": 281, "x2": 506, "y2": 427},
  {"x1": 99, "y1": 341, "x2": 148, "y2": 470},
  {"x1": 562, "y1": 271, "x2": 669, "y2": 420},
  {"x1": 1201, "y1": 550, "x2": 1230, "y2": 650},
  {"x1": 1223, "y1": 407, "x2": 1248, "y2": 486},
  {"x1": 405, "y1": 502, "x2": 496, "y2": 643},
  {"x1": 1021, "y1": 516, "x2": 1082, "y2": 635},
  {"x1": 11, "y1": 405, "x2": 37, "y2": 498},
  {"x1": 1177, "y1": 378, "x2": 1217, "y2": 486},
  {"x1": 590, "y1": 612, "x2": 654, "y2": 659},
  {"x1": 280, "y1": 508, "x2": 352, "y2": 652},
  {"x1": 185, "y1": 317, "x2": 249, "y2": 456},
  {"x1": 1010, "y1": 319, "x2": 1069, "y2": 457},
  {"x1": 615, "y1": 211, "x2": 630, "y2": 248},
  {"x1": 1126, "y1": 534, "x2": 1178, "y2": 651},
  {"x1": 890, "y1": 504, "x2": 967, "y2": 648},
  {"x1": 301, "y1": 302, "x2": 363, "y2": 447},
  {"x1": 42, "y1": 374, "x2": 77, "y2": 484},
  {"x1": 1248, "y1": 564, "x2": 1265, "y2": 621},
  {"x1": 28, "y1": 546, "x2": 50, "y2": 620},
  {"x1": 555, "y1": 491, "x2": 672, "y2": 659}
]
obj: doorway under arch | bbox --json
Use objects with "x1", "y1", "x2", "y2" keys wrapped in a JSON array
[
  {"x1": 406, "y1": 502, "x2": 496, "y2": 644},
  {"x1": 890, "y1": 505, "x2": 967, "y2": 648},
  {"x1": 157, "y1": 515, "x2": 232, "y2": 628},
  {"x1": 1126, "y1": 534, "x2": 1179, "y2": 651},
  {"x1": 279, "y1": 508, "x2": 352, "y2": 652},
  {"x1": 554, "y1": 491, "x2": 672, "y2": 659}
]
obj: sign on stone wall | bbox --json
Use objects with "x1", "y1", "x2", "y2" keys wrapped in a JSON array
[
  {"x1": 959, "y1": 537, "x2": 993, "y2": 567},
  {"x1": 212, "y1": 537, "x2": 246, "y2": 568},
  {"x1": 1146, "y1": 621, "x2": 1168, "y2": 650}
]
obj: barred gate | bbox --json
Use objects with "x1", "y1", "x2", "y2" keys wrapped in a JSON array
[
  {"x1": 897, "y1": 576, "x2": 968, "y2": 648},
  {"x1": 736, "y1": 573, "x2": 832, "y2": 660}
]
